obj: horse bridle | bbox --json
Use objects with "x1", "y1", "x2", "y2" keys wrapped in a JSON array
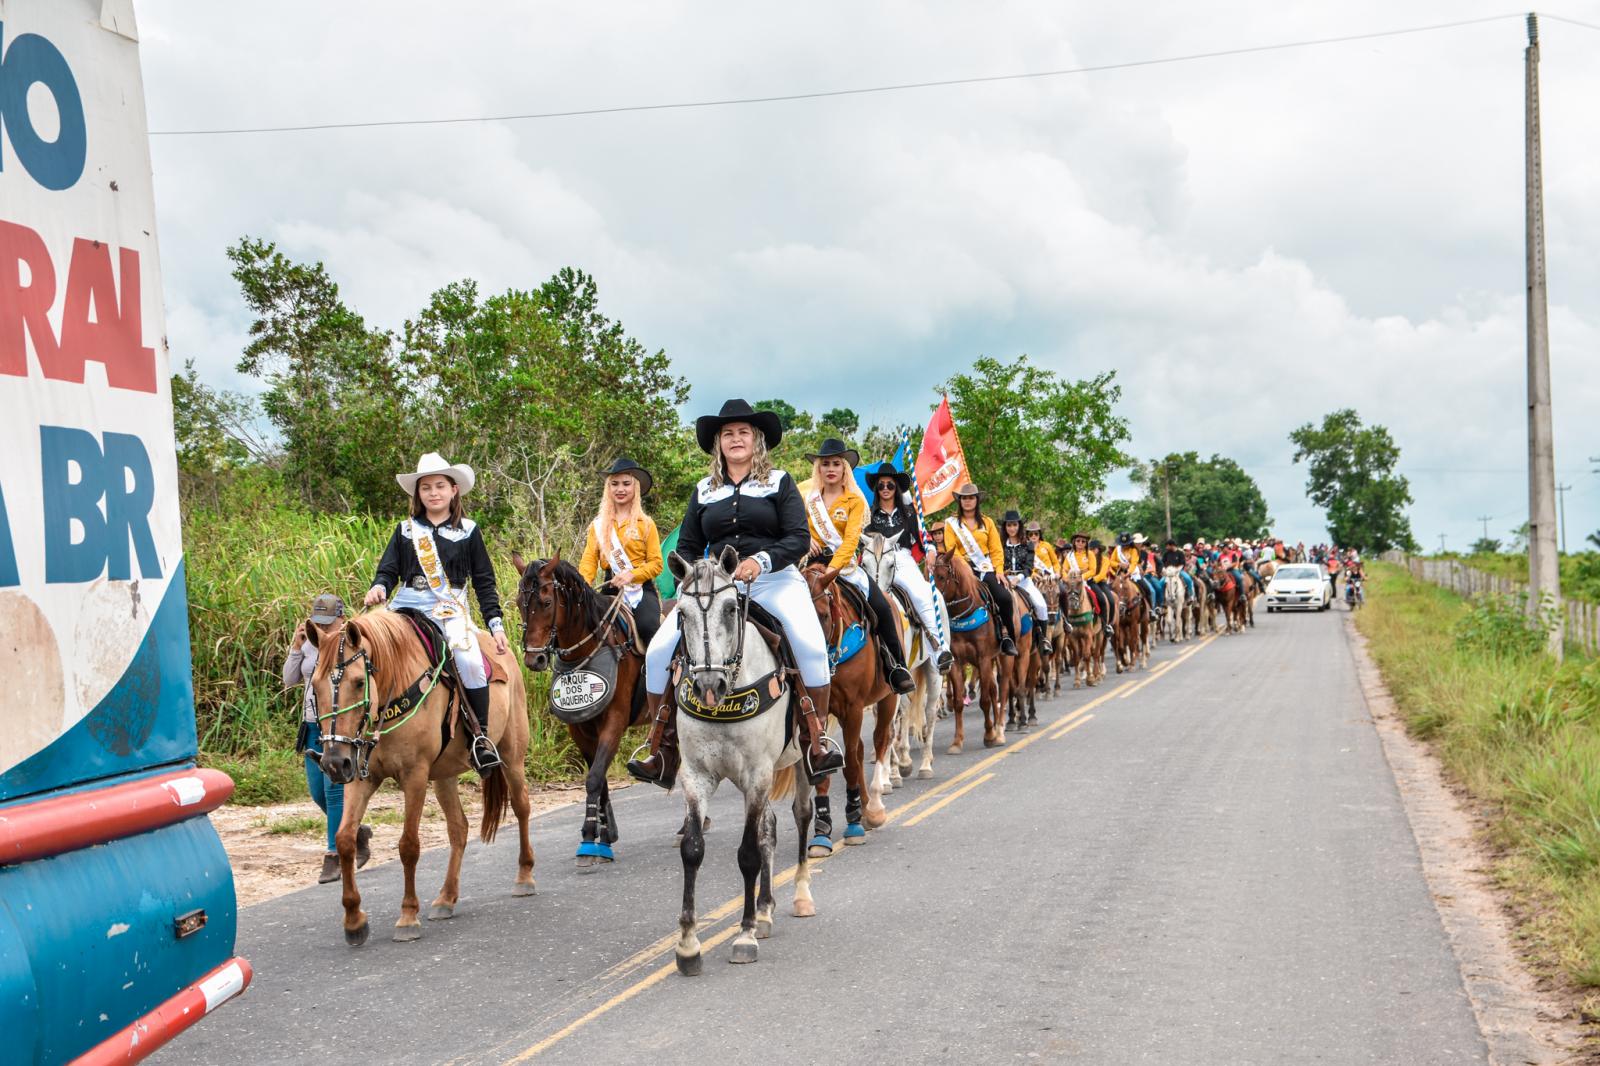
[
  {"x1": 931, "y1": 556, "x2": 975, "y2": 614},
  {"x1": 317, "y1": 626, "x2": 446, "y2": 780},
  {"x1": 676, "y1": 568, "x2": 750, "y2": 690},
  {"x1": 518, "y1": 564, "x2": 629, "y2": 667}
]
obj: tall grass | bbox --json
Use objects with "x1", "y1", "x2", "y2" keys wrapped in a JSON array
[
  {"x1": 1358, "y1": 563, "x2": 1600, "y2": 995},
  {"x1": 185, "y1": 495, "x2": 607, "y2": 803}
]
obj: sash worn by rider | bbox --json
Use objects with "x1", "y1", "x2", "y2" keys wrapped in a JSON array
[
  {"x1": 806, "y1": 489, "x2": 856, "y2": 574},
  {"x1": 596, "y1": 520, "x2": 645, "y2": 609},
  {"x1": 952, "y1": 519, "x2": 992, "y2": 575},
  {"x1": 408, "y1": 519, "x2": 477, "y2": 652}
]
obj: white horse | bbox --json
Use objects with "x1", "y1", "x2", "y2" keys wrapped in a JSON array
[
  {"x1": 666, "y1": 548, "x2": 816, "y2": 974},
  {"x1": 1162, "y1": 565, "x2": 1188, "y2": 643},
  {"x1": 860, "y1": 533, "x2": 945, "y2": 785}
]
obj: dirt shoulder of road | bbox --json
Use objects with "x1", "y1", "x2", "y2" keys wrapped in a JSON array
[
  {"x1": 1347, "y1": 617, "x2": 1595, "y2": 1064},
  {"x1": 214, "y1": 779, "x2": 630, "y2": 907}
]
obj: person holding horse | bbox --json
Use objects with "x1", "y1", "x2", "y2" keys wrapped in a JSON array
[
  {"x1": 628, "y1": 399, "x2": 844, "y2": 789},
  {"x1": 800, "y1": 439, "x2": 916, "y2": 695},
  {"x1": 364, "y1": 453, "x2": 509, "y2": 775},
  {"x1": 578, "y1": 457, "x2": 665, "y2": 645},
  {"x1": 942, "y1": 483, "x2": 1020, "y2": 656},
  {"x1": 863, "y1": 460, "x2": 955, "y2": 672},
  {"x1": 1000, "y1": 511, "x2": 1054, "y2": 656},
  {"x1": 283, "y1": 593, "x2": 373, "y2": 883}
]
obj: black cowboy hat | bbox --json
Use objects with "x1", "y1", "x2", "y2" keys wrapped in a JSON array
[
  {"x1": 1116, "y1": 531, "x2": 1135, "y2": 546},
  {"x1": 1001, "y1": 509, "x2": 1023, "y2": 525},
  {"x1": 601, "y1": 456, "x2": 653, "y2": 496},
  {"x1": 694, "y1": 398, "x2": 784, "y2": 454},
  {"x1": 804, "y1": 438, "x2": 860, "y2": 467},
  {"x1": 863, "y1": 461, "x2": 911, "y2": 492}
]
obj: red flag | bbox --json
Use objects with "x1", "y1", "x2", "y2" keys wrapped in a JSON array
[{"x1": 915, "y1": 396, "x2": 969, "y2": 513}]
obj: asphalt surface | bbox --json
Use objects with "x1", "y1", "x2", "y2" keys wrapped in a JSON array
[{"x1": 162, "y1": 607, "x2": 1488, "y2": 1065}]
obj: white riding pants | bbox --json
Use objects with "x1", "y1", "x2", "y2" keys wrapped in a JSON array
[
  {"x1": 889, "y1": 549, "x2": 949, "y2": 650},
  {"x1": 389, "y1": 594, "x2": 488, "y2": 689},
  {"x1": 1010, "y1": 574, "x2": 1049, "y2": 620},
  {"x1": 646, "y1": 564, "x2": 831, "y2": 693}
]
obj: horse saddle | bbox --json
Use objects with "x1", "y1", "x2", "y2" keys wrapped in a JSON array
[
  {"x1": 596, "y1": 592, "x2": 649, "y2": 655},
  {"x1": 394, "y1": 609, "x2": 496, "y2": 686},
  {"x1": 835, "y1": 576, "x2": 875, "y2": 639}
]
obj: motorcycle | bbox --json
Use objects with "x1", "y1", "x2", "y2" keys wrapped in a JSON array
[{"x1": 1345, "y1": 573, "x2": 1364, "y2": 610}]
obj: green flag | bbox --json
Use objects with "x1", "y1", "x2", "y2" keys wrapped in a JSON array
[{"x1": 656, "y1": 524, "x2": 681, "y2": 599}]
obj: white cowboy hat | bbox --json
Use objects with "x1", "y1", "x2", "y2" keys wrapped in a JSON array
[
  {"x1": 397, "y1": 452, "x2": 476, "y2": 497},
  {"x1": 1131, "y1": 533, "x2": 1147, "y2": 545}
]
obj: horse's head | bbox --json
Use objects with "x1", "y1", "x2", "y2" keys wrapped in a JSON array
[
  {"x1": 513, "y1": 550, "x2": 565, "y2": 671},
  {"x1": 1061, "y1": 572, "x2": 1085, "y2": 615},
  {"x1": 860, "y1": 532, "x2": 897, "y2": 589},
  {"x1": 311, "y1": 617, "x2": 375, "y2": 785},
  {"x1": 668, "y1": 546, "x2": 746, "y2": 708},
  {"x1": 930, "y1": 551, "x2": 976, "y2": 608},
  {"x1": 1036, "y1": 573, "x2": 1059, "y2": 608}
]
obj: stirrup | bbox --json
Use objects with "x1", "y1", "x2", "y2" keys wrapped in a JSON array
[
  {"x1": 936, "y1": 649, "x2": 955, "y2": 671},
  {"x1": 804, "y1": 734, "x2": 844, "y2": 783},
  {"x1": 470, "y1": 735, "x2": 502, "y2": 774}
]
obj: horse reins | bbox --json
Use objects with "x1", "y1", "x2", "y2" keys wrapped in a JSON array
[
  {"x1": 317, "y1": 626, "x2": 448, "y2": 780},
  {"x1": 519, "y1": 565, "x2": 633, "y2": 669}
]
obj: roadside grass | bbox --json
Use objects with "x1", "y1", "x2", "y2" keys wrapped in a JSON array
[{"x1": 1358, "y1": 562, "x2": 1600, "y2": 1001}]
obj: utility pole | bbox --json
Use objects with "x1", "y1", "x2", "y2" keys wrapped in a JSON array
[
  {"x1": 1438, "y1": 533, "x2": 1447, "y2": 555},
  {"x1": 1557, "y1": 482, "x2": 1572, "y2": 554},
  {"x1": 1477, "y1": 514, "x2": 1494, "y2": 544},
  {"x1": 1525, "y1": 13, "x2": 1563, "y2": 658},
  {"x1": 1161, "y1": 461, "x2": 1172, "y2": 543}
]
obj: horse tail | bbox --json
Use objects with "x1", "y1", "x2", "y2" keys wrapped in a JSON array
[
  {"x1": 771, "y1": 764, "x2": 797, "y2": 804},
  {"x1": 479, "y1": 764, "x2": 510, "y2": 844}
]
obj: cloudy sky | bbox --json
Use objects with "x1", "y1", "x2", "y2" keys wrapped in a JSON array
[{"x1": 136, "y1": 2, "x2": 1600, "y2": 548}]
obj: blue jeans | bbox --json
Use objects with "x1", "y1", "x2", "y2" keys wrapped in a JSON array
[
  {"x1": 303, "y1": 731, "x2": 343, "y2": 852},
  {"x1": 1178, "y1": 571, "x2": 1195, "y2": 596},
  {"x1": 1149, "y1": 575, "x2": 1166, "y2": 608}
]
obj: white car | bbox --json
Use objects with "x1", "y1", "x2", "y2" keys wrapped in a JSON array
[{"x1": 1265, "y1": 564, "x2": 1332, "y2": 612}]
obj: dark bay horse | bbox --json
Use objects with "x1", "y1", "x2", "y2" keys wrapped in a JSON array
[
  {"x1": 1001, "y1": 577, "x2": 1038, "y2": 733},
  {"x1": 803, "y1": 564, "x2": 898, "y2": 853},
  {"x1": 1110, "y1": 571, "x2": 1151, "y2": 672},
  {"x1": 310, "y1": 611, "x2": 535, "y2": 945},
  {"x1": 512, "y1": 553, "x2": 649, "y2": 870},
  {"x1": 931, "y1": 553, "x2": 1007, "y2": 752},
  {"x1": 1036, "y1": 573, "x2": 1068, "y2": 697}
]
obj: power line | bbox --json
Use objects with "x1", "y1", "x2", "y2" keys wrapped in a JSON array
[
  {"x1": 1542, "y1": 13, "x2": 1600, "y2": 32},
  {"x1": 148, "y1": 13, "x2": 1525, "y2": 138}
]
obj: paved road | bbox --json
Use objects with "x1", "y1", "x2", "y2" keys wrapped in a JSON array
[{"x1": 163, "y1": 608, "x2": 1487, "y2": 1065}]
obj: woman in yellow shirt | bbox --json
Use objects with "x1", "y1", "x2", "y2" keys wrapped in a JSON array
[
  {"x1": 941, "y1": 483, "x2": 1019, "y2": 656},
  {"x1": 801, "y1": 439, "x2": 914, "y2": 693},
  {"x1": 579, "y1": 457, "x2": 665, "y2": 643}
]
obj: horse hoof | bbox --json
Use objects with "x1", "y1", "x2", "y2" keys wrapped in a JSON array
[
  {"x1": 427, "y1": 903, "x2": 455, "y2": 921},
  {"x1": 511, "y1": 879, "x2": 537, "y2": 897},
  {"x1": 729, "y1": 938, "x2": 759, "y2": 965},
  {"x1": 916, "y1": 768, "x2": 933, "y2": 779},
  {"x1": 808, "y1": 835, "x2": 834, "y2": 858},
  {"x1": 983, "y1": 736, "x2": 999, "y2": 749},
  {"x1": 792, "y1": 898, "x2": 816, "y2": 918},
  {"x1": 843, "y1": 824, "x2": 867, "y2": 845},
  {"x1": 676, "y1": 951, "x2": 703, "y2": 977},
  {"x1": 392, "y1": 923, "x2": 422, "y2": 943},
  {"x1": 576, "y1": 855, "x2": 596, "y2": 870},
  {"x1": 946, "y1": 743, "x2": 962, "y2": 755},
  {"x1": 344, "y1": 922, "x2": 369, "y2": 948},
  {"x1": 863, "y1": 808, "x2": 887, "y2": 830},
  {"x1": 755, "y1": 916, "x2": 774, "y2": 939}
]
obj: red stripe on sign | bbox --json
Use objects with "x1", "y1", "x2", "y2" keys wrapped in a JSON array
[
  {"x1": 71, "y1": 957, "x2": 253, "y2": 1066},
  {"x1": 0, "y1": 768, "x2": 234, "y2": 864}
]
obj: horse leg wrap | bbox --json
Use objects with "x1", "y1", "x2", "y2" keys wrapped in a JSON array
[
  {"x1": 844, "y1": 788, "x2": 866, "y2": 840},
  {"x1": 810, "y1": 795, "x2": 834, "y2": 852}
]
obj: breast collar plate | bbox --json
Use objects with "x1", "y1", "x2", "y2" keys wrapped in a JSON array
[
  {"x1": 676, "y1": 667, "x2": 788, "y2": 723},
  {"x1": 548, "y1": 643, "x2": 621, "y2": 724}
]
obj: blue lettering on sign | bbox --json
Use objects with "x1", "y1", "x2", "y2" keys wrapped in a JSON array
[
  {"x1": 0, "y1": 477, "x2": 17, "y2": 586},
  {"x1": 0, "y1": 22, "x2": 88, "y2": 192},
  {"x1": 42, "y1": 427, "x2": 161, "y2": 584}
]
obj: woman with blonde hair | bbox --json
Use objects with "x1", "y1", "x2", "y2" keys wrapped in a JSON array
[{"x1": 578, "y1": 457, "x2": 664, "y2": 644}]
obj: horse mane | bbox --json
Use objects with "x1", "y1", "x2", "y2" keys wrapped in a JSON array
[
  {"x1": 313, "y1": 610, "x2": 432, "y2": 707},
  {"x1": 944, "y1": 551, "x2": 981, "y2": 598},
  {"x1": 548, "y1": 559, "x2": 612, "y2": 633}
]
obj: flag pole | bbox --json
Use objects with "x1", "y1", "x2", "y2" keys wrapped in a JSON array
[{"x1": 903, "y1": 424, "x2": 948, "y2": 644}]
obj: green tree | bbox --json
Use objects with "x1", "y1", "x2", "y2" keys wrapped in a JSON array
[
  {"x1": 171, "y1": 360, "x2": 271, "y2": 510},
  {"x1": 821, "y1": 407, "x2": 859, "y2": 435},
  {"x1": 1120, "y1": 452, "x2": 1271, "y2": 543},
  {"x1": 1289, "y1": 409, "x2": 1418, "y2": 552},
  {"x1": 1470, "y1": 537, "x2": 1503, "y2": 554},
  {"x1": 940, "y1": 354, "x2": 1130, "y2": 528},
  {"x1": 755, "y1": 398, "x2": 803, "y2": 431}
]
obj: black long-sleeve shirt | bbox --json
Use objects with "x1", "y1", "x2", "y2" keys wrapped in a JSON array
[
  {"x1": 867, "y1": 501, "x2": 920, "y2": 552},
  {"x1": 1161, "y1": 548, "x2": 1186, "y2": 569},
  {"x1": 372, "y1": 517, "x2": 504, "y2": 625},
  {"x1": 676, "y1": 469, "x2": 809, "y2": 573},
  {"x1": 1002, "y1": 540, "x2": 1035, "y2": 575}
]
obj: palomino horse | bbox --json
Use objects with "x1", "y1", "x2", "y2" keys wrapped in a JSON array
[
  {"x1": 1001, "y1": 573, "x2": 1038, "y2": 734},
  {"x1": 1162, "y1": 564, "x2": 1189, "y2": 643},
  {"x1": 666, "y1": 548, "x2": 814, "y2": 974},
  {"x1": 859, "y1": 533, "x2": 944, "y2": 784},
  {"x1": 311, "y1": 611, "x2": 535, "y2": 945},
  {"x1": 1110, "y1": 571, "x2": 1151, "y2": 672},
  {"x1": 512, "y1": 553, "x2": 648, "y2": 870},
  {"x1": 930, "y1": 552, "x2": 1008, "y2": 752},
  {"x1": 802, "y1": 563, "x2": 898, "y2": 853},
  {"x1": 1059, "y1": 571, "x2": 1104, "y2": 688}
]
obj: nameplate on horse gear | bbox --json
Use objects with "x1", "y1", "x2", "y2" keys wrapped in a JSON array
[
  {"x1": 828, "y1": 621, "x2": 867, "y2": 668},
  {"x1": 548, "y1": 643, "x2": 622, "y2": 725},
  {"x1": 676, "y1": 667, "x2": 788, "y2": 723},
  {"x1": 949, "y1": 604, "x2": 990, "y2": 632}
]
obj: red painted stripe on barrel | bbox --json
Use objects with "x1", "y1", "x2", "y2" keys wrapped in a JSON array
[
  {"x1": 0, "y1": 768, "x2": 234, "y2": 864},
  {"x1": 71, "y1": 957, "x2": 253, "y2": 1065}
]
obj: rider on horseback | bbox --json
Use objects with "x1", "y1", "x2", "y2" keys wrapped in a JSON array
[
  {"x1": 1133, "y1": 533, "x2": 1163, "y2": 612},
  {"x1": 578, "y1": 457, "x2": 664, "y2": 646},
  {"x1": 1162, "y1": 539, "x2": 1193, "y2": 598},
  {"x1": 943, "y1": 483, "x2": 1021, "y2": 657},
  {"x1": 1000, "y1": 511, "x2": 1054, "y2": 656},
  {"x1": 1068, "y1": 533, "x2": 1116, "y2": 637},
  {"x1": 1105, "y1": 533, "x2": 1151, "y2": 607},
  {"x1": 1025, "y1": 521, "x2": 1060, "y2": 578},
  {"x1": 800, "y1": 439, "x2": 916, "y2": 695},
  {"x1": 864, "y1": 461, "x2": 956, "y2": 672},
  {"x1": 365, "y1": 453, "x2": 509, "y2": 775},
  {"x1": 628, "y1": 399, "x2": 845, "y2": 789}
]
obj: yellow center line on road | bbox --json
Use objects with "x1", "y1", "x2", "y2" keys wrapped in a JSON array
[
  {"x1": 502, "y1": 642, "x2": 1215, "y2": 1062},
  {"x1": 1116, "y1": 634, "x2": 1217, "y2": 700},
  {"x1": 902, "y1": 772, "x2": 995, "y2": 828}
]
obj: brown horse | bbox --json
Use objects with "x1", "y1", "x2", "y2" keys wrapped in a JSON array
[
  {"x1": 1059, "y1": 571, "x2": 1104, "y2": 688},
  {"x1": 1110, "y1": 571, "x2": 1151, "y2": 672},
  {"x1": 1035, "y1": 573, "x2": 1069, "y2": 697},
  {"x1": 930, "y1": 553, "x2": 1007, "y2": 752},
  {"x1": 1205, "y1": 562, "x2": 1248, "y2": 633},
  {"x1": 512, "y1": 553, "x2": 649, "y2": 870},
  {"x1": 310, "y1": 611, "x2": 535, "y2": 946},
  {"x1": 803, "y1": 565, "x2": 899, "y2": 854},
  {"x1": 1002, "y1": 578, "x2": 1038, "y2": 733}
]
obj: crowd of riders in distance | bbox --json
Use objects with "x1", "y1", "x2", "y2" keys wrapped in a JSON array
[{"x1": 276, "y1": 396, "x2": 1365, "y2": 880}]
